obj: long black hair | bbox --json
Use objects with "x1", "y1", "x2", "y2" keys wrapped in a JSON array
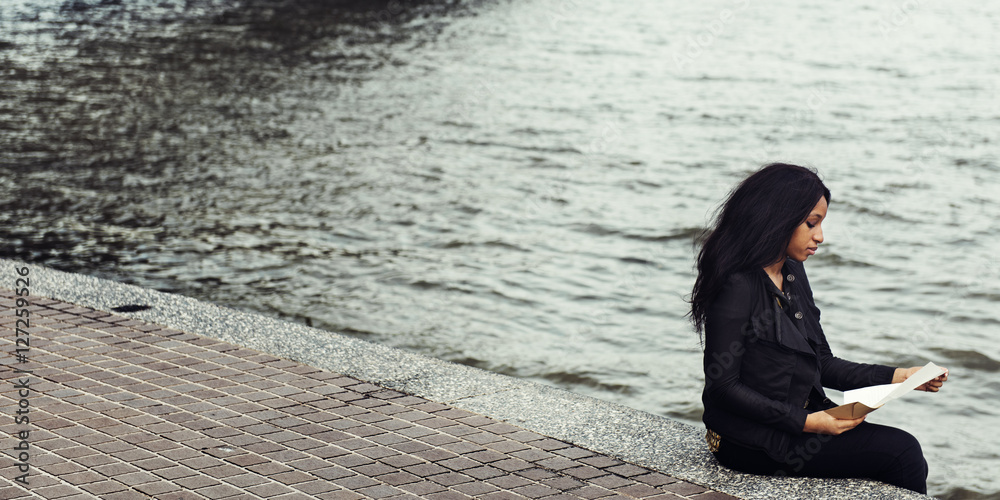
[{"x1": 688, "y1": 163, "x2": 831, "y2": 335}]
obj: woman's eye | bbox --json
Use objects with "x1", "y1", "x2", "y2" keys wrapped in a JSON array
[{"x1": 806, "y1": 222, "x2": 816, "y2": 229}]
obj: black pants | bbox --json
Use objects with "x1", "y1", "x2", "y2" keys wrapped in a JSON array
[{"x1": 712, "y1": 422, "x2": 928, "y2": 494}]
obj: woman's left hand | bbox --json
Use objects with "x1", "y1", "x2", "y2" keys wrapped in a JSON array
[{"x1": 893, "y1": 366, "x2": 949, "y2": 392}]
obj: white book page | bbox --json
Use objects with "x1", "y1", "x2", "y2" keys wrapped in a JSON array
[
  {"x1": 890, "y1": 362, "x2": 947, "y2": 397},
  {"x1": 842, "y1": 362, "x2": 946, "y2": 408},
  {"x1": 844, "y1": 383, "x2": 897, "y2": 408}
]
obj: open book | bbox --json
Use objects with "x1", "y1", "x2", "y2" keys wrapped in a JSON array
[{"x1": 824, "y1": 362, "x2": 947, "y2": 419}]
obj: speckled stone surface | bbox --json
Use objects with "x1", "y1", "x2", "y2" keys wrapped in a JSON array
[{"x1": 7, "y1": 260, "x2": 934, "y2": 499}]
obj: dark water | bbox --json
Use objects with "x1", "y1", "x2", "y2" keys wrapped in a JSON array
[{"x1": 2, "y1": 0, "x2": 999, "y2": 497}]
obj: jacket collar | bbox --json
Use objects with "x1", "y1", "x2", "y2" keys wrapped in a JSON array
[{"x1": 757, "y1": 261, "x2": 818, "y2": 356}]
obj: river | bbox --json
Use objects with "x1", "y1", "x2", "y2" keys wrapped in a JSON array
[{"x1": 1, "y1": 0, "x2": 998, "y2": 497}]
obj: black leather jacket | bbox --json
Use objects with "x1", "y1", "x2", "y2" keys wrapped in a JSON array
[{"x1": 701, "y1": 259, "x2": 895, "y2": 461}]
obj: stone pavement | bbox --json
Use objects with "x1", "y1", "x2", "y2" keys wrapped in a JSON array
[{"x1": 0, "y1": 288, "x2": 738, "y2": 500}]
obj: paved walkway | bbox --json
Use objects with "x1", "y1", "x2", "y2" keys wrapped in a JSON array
[{"x1": 0, "y1": 288, "x2": 737, "y2": 500}]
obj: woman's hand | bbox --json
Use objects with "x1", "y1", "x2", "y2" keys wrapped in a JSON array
[
  {"x1": 803, "y1": 411, "x2": 865, "y2": 435},
  {"x1": 892, "y1": 366, "x2": 949, "y2": 392}
]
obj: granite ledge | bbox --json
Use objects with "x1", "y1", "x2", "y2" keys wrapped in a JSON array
[{"x1": 15, "y1": 259, "x2": 933, "y2": 500}]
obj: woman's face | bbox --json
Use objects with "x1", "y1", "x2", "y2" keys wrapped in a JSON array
[{"x1": 786, "y1": 196, "x2": 827, "y2": 261}]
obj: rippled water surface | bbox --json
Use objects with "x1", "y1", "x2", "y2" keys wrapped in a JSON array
[{"x1": 2, "y1": 0, "x2": 999, "y2": 497}]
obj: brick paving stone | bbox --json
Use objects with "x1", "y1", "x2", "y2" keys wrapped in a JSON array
[
  {"x1": 398, "y1": 425, "x2": 437, "y2": 439},
  {"x1": 467, "y1": 449, "x2": 507, "y2": 463},
  {"x1": 377, "y1": 471, "x2": 421, "y2": 486},
  {"x1": 380, "y1": 454, "x2": 424, "y2": 469},
  {"x1": 511, "y1": 448, "x2": 556, "y2": 462},
  {"x1": 689, "y1": 492, "x2": 741, "y2": 500},
  {"x1": 616, "y1": 483, "x2": 664, "y2": 498},
  {"x1": 426, "y1": 491, "x2": 476, "y2": 500},
  {"x1": 453, "y1": 481, "x2": 501, "y2": 496},
  {"x1": 331, "y1": 454, "x2": 375, "y2": 468},
  {"x1": 333, "y1": 474, "x2": 381, "y2": 490},
  {"x1": 174, "y1": 475, "x2": 223, "y2": 489},
  {"x1": 134, "y1": 480, "x2": 183, "y2": 496},
  {"x1": 440, "y1": 424, "x2": 479, "y2": 437},
  {"x1": 202, "y1": 464, "x2": 247, "y2": 479},
  {"x1": 429, "y1": 471, "x2": 475, "y2": 486},
  {"x1": 538, "y1": 456, "x2": 581, "y2": 471},
  {"x1": 399, "y1": 480, "x2": 449, "y2": 496},
  {"x1": 494, "y1": 457, "x2": 533, "y2": 472},
  {"x1": 464, "y1": 465, "x2": 505, "y2": 480},
  {"x1": 581, "y1": 455, "x2": 624, "y2": 468},
  {"x1": 570, "y1": 485, "x2": 619, "y2": 499},
  {"x1": 487, "y1": 440, "x2": 531, "y2": 454},
  {"x1": 38, "y1": 461, "x2": 85, "y2": 476},
  {"x1": 311, "y1": 445, "x2": 350, "y2": 459},
  {"x1": 358, "y1": 484, "x2": 405, "y2": 498},
  {"x1": 555, "y1": 447, "x2": 597, "y2": 460},
  {"x1": 153, "y1": 465, "x2": 199, "y2": 481},
  {"x1": 607, "y1": 464, "x2": 650, "y2": 477},
  {"x1": 507, "y1": 430, "x2": 546, "y2": 443},
  {"x1": 466, "y1": 432, "x2": 506, "y2": 445},
  {"x1": 354, "y1": 462, "x2": 397, "y2": 477},
  {"x1": 313, "y1": 466, "x2": 356, "y2": 481},
  {"x1": 542, "y1": 473, "x2": 591, "y2": 492},
  {"x1": 296, "y1": 480, "x2": 342, "y2": 495},
  {"x1": 272, "y1": 470, "x2": 316, "y2": 485},
  {"x1": 59, "y1": 470, "x2": 104, "y2": 485},
  {"x1": 356, "y1": 445, "x2": 399, "y2": 459},
  {"x1": 514, "y1": 483, "x2": 562, "y2": 498},
  {"x1": 405, "y1": 462, "x2": 451, "y2": 477},
  {"x1": 663, "y1": 481, "x2": 709, "y2": 496},
  {"x1": 479, "y1": 492, "x2": 527, "y2": 500},
  {"x1": 516, "y1": 468, "x2": 558, "y2": 481},
  {"x1": 0, "y1": 290, "x2": 736, "y2": 500},
  {"x1": 533, "y1": 438, "x2": 572, "y2": 451},
  {"x1": 115, "y1": 471, "x2": 160, "y2": 486},
  {"x1": 196, "y1": 482, "x2": 246, "y2": 498},
  {"x1": 588, "y1": 474, "x2": 634, "y2": 489},
  {"x1": 33, "y1": 484, "x2": 84, "y2": 498},
  {"x1": 92, "y1": 462, "x2": 140, "y2": 476},
  {"x1": 633, "y1": 473, "x2": 678, "y2": 487},
  {"x1": 286, "y1": 457, "x2": 332, "y2": 472},
  {"x1": 390, "y1": 441, "x2": 440, "y2": 462},
  {"x1": 438, "y1": 456, "x2": 481, "y2": 471},
  {"x1": 488, "y1": 474, "x2": 533, "y2": 489},
  {"x1": 225, "y1": 472, "x2": 271, "y2": 488}
]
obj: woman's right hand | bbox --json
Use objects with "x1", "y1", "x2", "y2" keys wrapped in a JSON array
[{"x1": 803, "y1": 411, "x2": 865, "y2": 435}]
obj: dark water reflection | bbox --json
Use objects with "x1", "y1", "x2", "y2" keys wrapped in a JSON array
[
  {"x1": 1, "y1": 0, "x2": 466, "y2": 282},
  {"x1": 3, "y1": 1, "x2": 999, "y2": 497}
]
